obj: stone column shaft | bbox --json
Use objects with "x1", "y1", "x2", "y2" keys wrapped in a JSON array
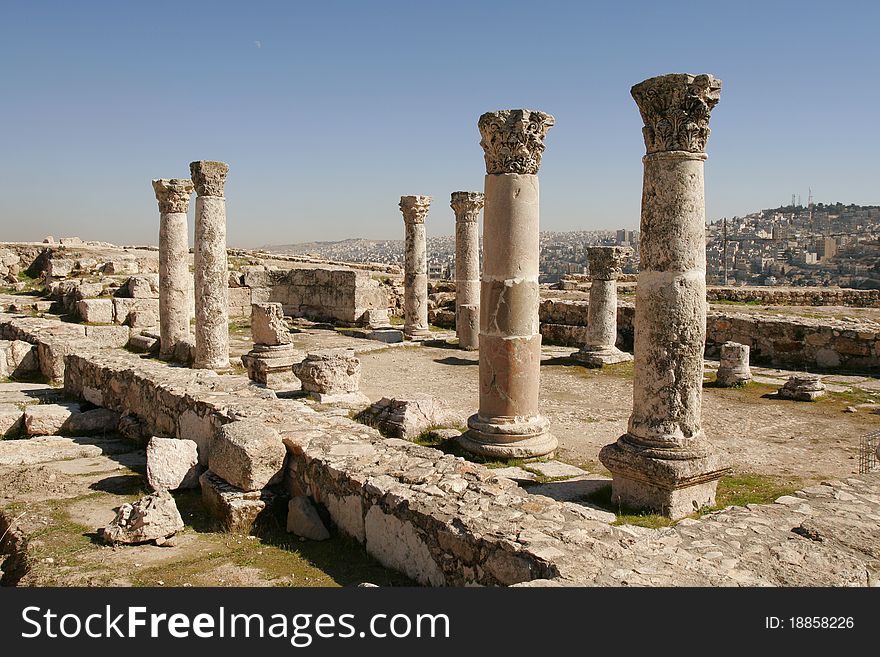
[
  {"x1": 451, "y1": 191, "x2": 484, "y2": 350},
  {"x1": 153, "y1": 178, "x2": 194, "y2": 359},
  {"x1": 460, "y1": 109, "x2": 556, "y2": 460},
  {"x1": 573, "y1": 246, "x2": 632, "y2": 367},
  {"x1": 400, "y1": 196, "x2": 431, "y2": 339},
  {"x1": 599, "y1": 74, "x2": 728, "y2": 519},
  {"x1": 191, "y1": 160, "x2": 230, "y2": 370}
]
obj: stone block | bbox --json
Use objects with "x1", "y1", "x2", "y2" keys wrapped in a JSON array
[
  {"x1": 0, "y1": 403, "x2": 24, "y2": 437},
  {"x1": 147, "y1": 437, "x2": 202, "y2": 491},
  {"x1": 128, "y1": 333, "x2": 159, "y2": 354},
  {"x1": 83, "y1": 324, "x2": 131, "y2": 348},
  {"x1": 251, "y1": 302, "x2": 291, "y2": 346},
  {"x1": 357, "y1": 395, "x2": 462, "y2": 440},
  {"x1": 102, "y1": 491, "x2": 184, "y2": 545},
  {"x1": 199, "y1": 470, "x2": 275, "y2": 534},
  {"x1": 293, "y1": 349, "x2": 361, "y2": 395},
  {"x1": 208, "y1": 419, "x2": 286, "y2": 491},
  {"x1": 63, "y1": 408, "x2": 120, "y2": 436},
  {"x1": 77, "y1": 299, "x2": 114, "y2": 324},
  {"x1": 24, "y1": 402, "x2": 80, "y2": 436},
  {"x1": 125, "y1": 275, "x2": 159, "y2": 299},
  {"x1": 46, "y1": 258, "x2": 74, "y2": 278},
  {"x1": 128, "y1": 306, "x2": 158, "y2": 329},
  {"x1": 228, "y1": 287, "x2": 252, "y2": 319},
  {"x1": 286, "y1": 496, "x2": 330, "y2": 540}
]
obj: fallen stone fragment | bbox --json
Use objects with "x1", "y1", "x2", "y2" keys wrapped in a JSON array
[
  {"x1": 356, "y1": 395, "x2": 462, "y2": 440},
  {"x1": 63, "y1": 407, "x2": 120, "y2": 436},
  {"x1": 779, "y1": 374, "x2": 826, "y2": 401},
  {"x1": 146, "y1": 437, "x2": 202, "y2": 491},
  {"x1": 24, "y1": 403, "x2": 80, "y2": 436},
  {"x1": 209, "y1": 420, "x2": 286, "y2": 491},
  {"x1": 286, "y1": 496, "x2": 330, "y2": 540},
  {"x1": 102, "y1": 491, "x2": 184, "y2": 545},
  {"x1": 0, "y1": 403, "x2": 24, "y2": 437},
  {"x1": 293, "y1": 349, "x2": 361, "y2": 396},
  {"x1": 199, "y1": 470, "x2": 275, "y2": 533}
]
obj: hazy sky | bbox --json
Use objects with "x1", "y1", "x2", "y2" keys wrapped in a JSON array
[{"x1": 1, "y1": 1, "x2": 878, "y2": 247}]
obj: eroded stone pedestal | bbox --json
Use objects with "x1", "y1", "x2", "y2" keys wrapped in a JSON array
[
  {"x1": 460, "y1": 109, "x2": 557, "y2": 460},
  {"x1": 598, "y1": 74, "x2": 727, "y2": 518},
  {"x1": 779, "y1": 373, "x2": 825, "y2": 401},
  {"x1": 242, "y1": 302, "x2": 299, "y2": 387},
  {"x1": 293, "y1": 349, "x2": 369, "y2": 405},
  {"x1": 716, "y1": 341, "x2": 752, "y2": 387}
]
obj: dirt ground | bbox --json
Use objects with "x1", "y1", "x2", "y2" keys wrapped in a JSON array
[{"x1": 338, "y1": 338, "x2": 880, "y2": 484}]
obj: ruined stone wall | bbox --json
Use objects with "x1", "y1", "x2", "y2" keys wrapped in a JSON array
[
  {"x1": 246, "y1": 266, "x2": 389, "y2": 325},
  {"x1": 706, "y1": 286, "x2": 880, "y2": 308},
  {"x1": 539, "y1": 299, "x2": 880, "y2": 372}
]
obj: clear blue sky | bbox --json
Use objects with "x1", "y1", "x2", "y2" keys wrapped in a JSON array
[{"x1": 1, "y1": 1, "x2": 878, "y2": 247}]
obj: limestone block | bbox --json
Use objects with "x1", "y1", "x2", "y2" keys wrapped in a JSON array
[
  {"x1": 75, "y1": 281, "x2": 105, "y2": 299},
  {"x1": 364, "y1": 504, "x2": 445, "y2": 586},
  {"x1": 83, "y1": 324, "x2": 130, "y2": 348},
  {"x1": 24, "y1": 403, "x2": 80, "y2": 436},
  {"x1": 103, "y1": 259, "x2": 139, "y2": 275},
  {"x1": 779, "y1": 374, "x2": 826, "y2": 401},
  {"x1": 0, "y1": 403, "x2": 24, "y2": 437},
  {"x1": 208, "y1": 420, "x2": 286, "y2": 491},
  {"x1": 76, "y1": 258, "x2": 99, "y2": 272},
  {"x1": 64, "y1": 408, "x2": 120, "y2": 436},
  {"x1": 357, "y1": 395, "x2": 462, "y2": 440},
  {"x1": 128, "y1": 333, "x2": 159, "y2": 354},
  {"x1": 1, "y1": 339, "x2": 38, "y2": 377},
  {"x1": 362, "y1": 308, "x2": 390, "y2": 328},
  {"x1": 286, "y1": 496, "x2": 330, "y2": 540},
  {"x1": 199, "y1": 470, "x2": 273, "y2": 533},
  {"x1": 77, "y1": 299, "x2": 114, "y2": 324},
  {"x1": 251, "y1": 302, "x2": 290, "y2": 346},
  {"x1": 46, "y1": 258, "x2": 74, "y2": 278},
  {"x1": 125, "y1": 275, "x2": 159, "y2": 299},
  {"x1": 117, "y1": 413, "x2": 152, "y2": 445},
  {"x1": 177, "y1": 408, "x2": 219, "y2": 466},
  {"x1": 228, "y1": 287, "x2": 251, "y2": 319},
  {"x1": 101, "y1": 491, "x2": 184, "y2": 545},
  {"x1": 128, "y1": 306, "x2": 158, "y2": 329},
  {"x1": 146, "y1": 437, "x2": 202, "y2": 491},
  {"x1": 293, "y1": 350, "x2": 361, "y2": 395}
]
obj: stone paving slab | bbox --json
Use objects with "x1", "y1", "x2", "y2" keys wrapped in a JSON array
[
  {"x1": 492, "y1": 466, "x2": 538, "y2": 483},
  {"x1": 528, "y1": 460, "x2": 588, "y2": 479}
]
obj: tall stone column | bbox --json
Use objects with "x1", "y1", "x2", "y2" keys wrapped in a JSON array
[
  {"x1": 572, "y1": 246, "x2": 633, "y2": 367},
  {"x1": 152, "y1": 178, "x2": 194, "y2": 360},
  {"x1": 451, "y1": 191, "x2": 484, "y2": 350},
  {"x1": 399, "y1": 195, "x2": 431, "y2": 340},
  {"x1": 599, "y1": 74, "x2": 728, "y2": 518},
  {"x1": 459, "y1": 109, "x2": 557, "y2": 459},
  {"x1": 191, "y1": 160, "x2": 230, "y2": 370}
]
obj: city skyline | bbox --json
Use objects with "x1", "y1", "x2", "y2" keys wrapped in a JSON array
[{"x1": 1, "y1": 1, "x2": 878, "y2": 247}]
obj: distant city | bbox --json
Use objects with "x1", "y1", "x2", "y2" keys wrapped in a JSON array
[{"x1": 263, "y1": 202, "x2": 880, "y2": 288}]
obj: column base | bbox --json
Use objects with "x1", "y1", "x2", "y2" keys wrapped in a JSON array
[
  {"x1": 598, "y1": 436, "x2": 729, "y2": 519},
  {"x1": 458, "y1": 414, "x2": 557, "y2": 460},
  {"x1": 404, "y1": 326, "x2": 432, "y2": 340},
  {"x1": 192, "y1": 359, "x2": 231, "y2": 371},
  {"x1": 715, "y1": 367, "x2": 751, "y2": 387},
  {"x1": 241, "y1": 344, "x2": 302, "y2": 388},
  {"x1": 571, "y1": 346, "x2": 633, "y2": 368}
]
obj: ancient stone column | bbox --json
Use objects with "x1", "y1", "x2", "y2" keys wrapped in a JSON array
[
  {"x1": 599, "y1": 74, "x2": 728, "y2": 519},
  {"x1": 191, "y1": 160, "x2": 230, "y2": 370},
  {"x1": 399, "y1": 195, "x2": 431, "y2": 339},
  {"x1": 241, "y1": 302, "x2": 299, "y2": 388},
  {"x1": 572, "y1": 246, "x2": 633, "y2": 367},
  {"x1": 451, "y1": 191, "x2": 484, "y2": 350},
  {"x1": 715, "y1": 341, "x2": 751, "y2": 387},
  {"x1": 459, "y1": 109, "x2": 557, "y2": 459},
  {"x1": 152, "y1": 178, "x2": 194, "y2": 360}
]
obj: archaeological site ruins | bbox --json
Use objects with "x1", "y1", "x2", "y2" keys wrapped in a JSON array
[{"x1": 1, "y1": 73, "x2": 878, "y2": 589}]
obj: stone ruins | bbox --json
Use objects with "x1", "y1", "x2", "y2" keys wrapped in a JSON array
[{"x1": 1, "y1": 74, "x2": 878, "y2": 589}]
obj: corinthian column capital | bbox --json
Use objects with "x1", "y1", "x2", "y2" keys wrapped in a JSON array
[
  {"x1": 450, "y1": 191, "x2": 484, "y2": 222},
  {"x1": 631, "y1": 73, "x2": 721, "y2": 155},
  {"x1": 152, "y1": 178, "x2": 194, "y2": 214},
  {"x1": 399, "y1": 195, "x2": 432, "y2": 224},
  {"x1": 190, "y1": 160, "x2": 229, "y2": 197},
  {"x1": 478, "y1": 109, "x2": 555, "y2": 175}
]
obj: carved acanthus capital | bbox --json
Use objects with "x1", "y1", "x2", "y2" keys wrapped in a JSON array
[
  {"x1": 478, "y1": 109, "x2": 555, "y2": 175},
  {"x1": 189, "y1": 160, "x2": 229, "y2": 197},
  {"x1": 631, "y1": 73, "x2": 721, "y2": 154},
  {"x1": 152, "y1": 178, "x2": 194, "y2": 214},
  {"x1": 588, "y1": 246, "x2": 629, "y2": 280},
  {"x1": 450, "y1": 191, "x2": 484, "y2": 222},
  {"x1": 399, "y1": 195, "x2": 432, "y2": 224}
]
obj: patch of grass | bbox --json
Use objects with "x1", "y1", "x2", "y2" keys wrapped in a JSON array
[
  {"x1": 712, "y1": 473, "x2": 800, "y2": 509},
  {"x1": 228, "y1": 319, "x2": 251, "y2": 335},
  {"x1": 825, "y1": 388, "x2": 877, "y2": 406},
  {"x1": 388, "y1": 315, "x2": 404, "y2": 326}
]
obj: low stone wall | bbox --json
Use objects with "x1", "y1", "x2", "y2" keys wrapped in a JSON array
[
  {"x1": 707, "y1": 286, "x2": 880, "y2": 308},
  {"x1": 539, "y1": 299, "x2": 880, "y2": 372},
  {"x1": 2, "y1": 313, "x2": 877, "y2": 587},
  {"x1": 246, "y1": 266, "x2": 389, "y2": 325}
]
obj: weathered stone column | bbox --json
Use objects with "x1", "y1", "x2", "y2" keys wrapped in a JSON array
[
  {"x1": 399, "y1": 195, "x2": 431, "y2": 339},
  {"x1": 715, "y1": 341, "x2": 751, "y2": 387},
  {"x1": 599, "y1": 74, "x2": 728, "y2": 518},
  {"x1": 459, "y1": 109, "x2": 557, "y2": 459},
  {"x1": 572, "y1": 246, "x2": 633, "y2": 367},
  {"x1": 451, "y1": 191, "x2": 484, "y2": 350},
  {"x1": 152, "y1": 178, "x2": 194, "y2": 360},
  {"x1": 191, "y1": 160, "x2": 230, "y2": 370}
]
